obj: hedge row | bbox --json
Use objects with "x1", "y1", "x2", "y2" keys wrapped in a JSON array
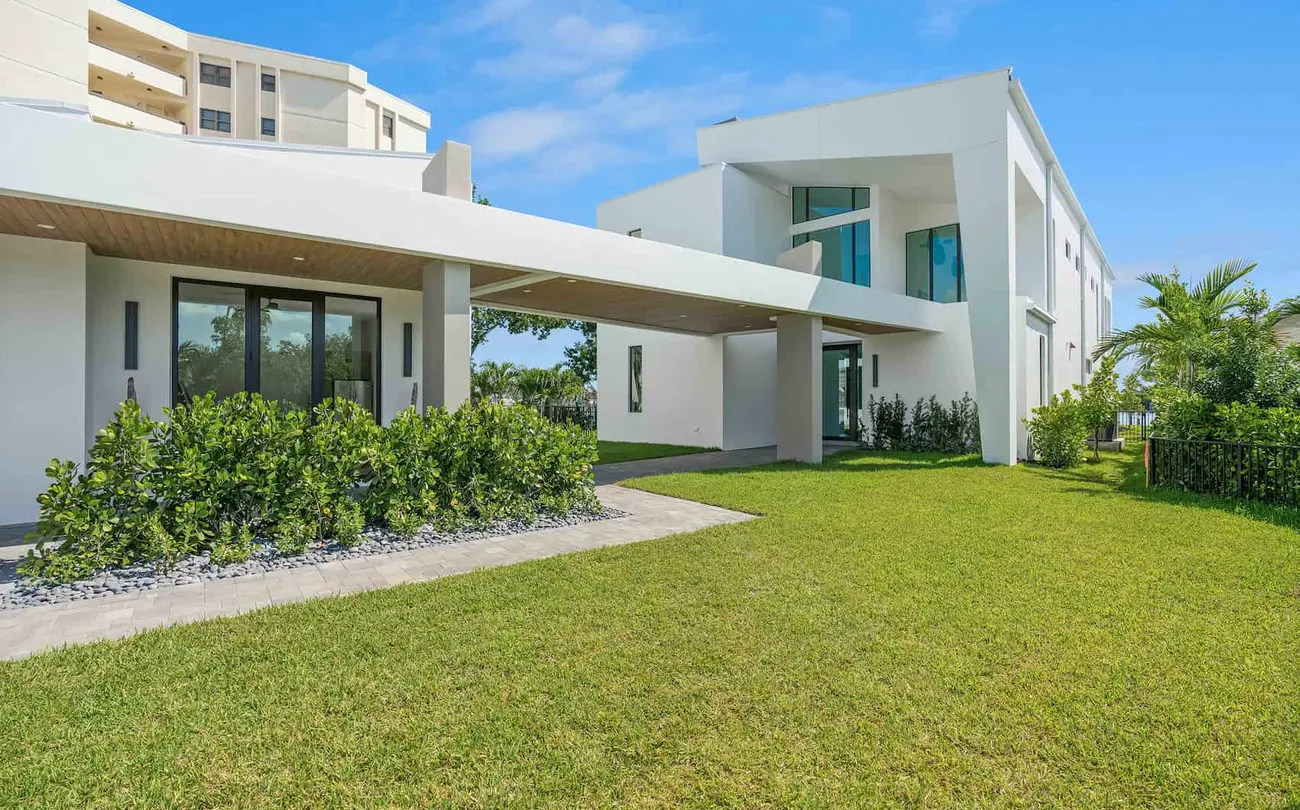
[{"x1": 22, "y1": 395, "x2": 598, "y2": 582}]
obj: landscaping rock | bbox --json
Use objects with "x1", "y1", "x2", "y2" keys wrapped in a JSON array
[{"x1": 1, "y1": 507, "x2": 626, "y2": 611}]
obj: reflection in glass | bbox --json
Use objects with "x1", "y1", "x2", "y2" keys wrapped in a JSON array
[
  {"x1": 792, "y1": 186, "x2": 870, "y2": 224},
  {"x1": 325, "y1": 296, "x2": 379, "y2": 415},
  {"x1": 260, "y1": 296, "x2": 314, "y2": 410},
  {"x1": 176, "y1": 282, "x2": 245, "y2": 404},
  {"x1": 628, "y1": 345, "x2": 643, "y2": 413},
  {"x1": 931, "y1": 224, "x2": 963, "y2": 304},
  {"x1": 794, "y1": 221, "x2": 870, "y2": 287},
  {"x1": 906, "y1": 230, "x2": 931, "y2": 300}
]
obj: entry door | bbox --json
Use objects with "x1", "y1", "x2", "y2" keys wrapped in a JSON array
[{"x1": 821, "y1": 344, "x2": 861, "y2": 440}]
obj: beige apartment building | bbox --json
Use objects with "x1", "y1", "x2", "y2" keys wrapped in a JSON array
[{"x1": 0, "y1": 0, "x2": 429, "y2": 150}]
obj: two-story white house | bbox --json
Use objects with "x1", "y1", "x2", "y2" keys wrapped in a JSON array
[{"x1": 595, "y1": 69, "x2": 1114, "y2": 462}]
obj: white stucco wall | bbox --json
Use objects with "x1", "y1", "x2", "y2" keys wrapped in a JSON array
[
  {"x1": 722, "y1": 332, "x2": 777, "y2": 449},
  {"x1": 721, "y1": 167, "x2": 789, "y2": 265},
  {"x1": 0, "y1": 234, "x2": 88, "y2": 525},
  {"x1": 84, "y1": 256, "x2": 424, "y2": 441},
  {"x1": 596, "y1": 165, "x2": 726, "y2": 252},
  {"x1": 596, "y1": 324, "x2": 723, "y2": 449},
  {"x1": 860, "y1": 305, "x2": 977, "y2": 415}
]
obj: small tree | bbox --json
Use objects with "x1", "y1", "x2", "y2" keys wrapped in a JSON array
[{"x1": 1077, "y1": 353, "x2": 1120, "y2": 459}]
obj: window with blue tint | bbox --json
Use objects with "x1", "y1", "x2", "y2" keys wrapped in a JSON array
[
  {"x1": 904, "y1": 224, "x2": 965, "y2": 302},
  {"x1": 792, "y1": 186, "x2": 870, "y2": 224},
  {"x1": 793, "y1": 220, "x2": 871, "y2": 287}
]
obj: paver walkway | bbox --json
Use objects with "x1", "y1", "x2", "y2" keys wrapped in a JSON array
[
  {"x1": 0, "y1": 486, "x2": 753, "y2": 661},
  {"x1": 594, "y1": 441, "x2": 858, "y2": 484}
]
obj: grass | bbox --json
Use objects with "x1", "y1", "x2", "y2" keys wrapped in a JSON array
[
  {"x1": 0, "y1": 450, "x2": 1297, "y2": 808},
  {"x1": 596, "y1": 440, "x2": 714, "y2": 464}
]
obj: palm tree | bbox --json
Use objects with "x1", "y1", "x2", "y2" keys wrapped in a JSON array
[
  {"x1": 514, "y1": 365, "x2": 584, "y2": 408},
  {"x1": 1094, "y1": 259, "x2": 1300, "y2": 387},
  {"x1": 471, "y1": 361, "x2": 519, "y2": 404}
]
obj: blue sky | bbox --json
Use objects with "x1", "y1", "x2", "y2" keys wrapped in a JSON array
[{"x1": 140, "y1": 0, "x2": 1300, "y2": 369}]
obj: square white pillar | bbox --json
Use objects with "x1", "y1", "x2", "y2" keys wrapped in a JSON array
[
  {"x1": 776, "y1": 313, "x2": 823, "y2": 463},
  {"x1": 954, "y1": 139, "x2": 1018, "y2": 465},
  {"x1": 422, "y1": 260, "x2": 471, "y2": 412}
]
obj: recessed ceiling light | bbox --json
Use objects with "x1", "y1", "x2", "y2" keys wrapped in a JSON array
[
  {"x1": 36, "y1": 223, "x2": 56, "y2": 230},
  {"x1": 738, "y1": 304, "x2": 747, "y2": 308},
  {"x1": 522, "y1": 288, "x2": 532, "y2": 293},
  {"x1": 291, "y1": 256, "x2": 305, "y2": 261},
  {"x1": 565, "y1": 279, "x2": 578, "y2": 283},
  {"x1": 679, "y1": 314, "x2": 687, "y2": 318}
]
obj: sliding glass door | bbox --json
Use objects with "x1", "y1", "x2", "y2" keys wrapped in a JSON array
[{"x1": 174, "y1": 279, "x2": 380, "y2": 415}]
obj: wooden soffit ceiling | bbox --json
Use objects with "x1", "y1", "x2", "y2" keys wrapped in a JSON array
[{"x1": 0, "y1": 194, "x2": 526, "y2": 290}]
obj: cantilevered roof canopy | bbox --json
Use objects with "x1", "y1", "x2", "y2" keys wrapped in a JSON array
[{"x1": 0, "y1": 101, "x2": 944, "y2": 338}]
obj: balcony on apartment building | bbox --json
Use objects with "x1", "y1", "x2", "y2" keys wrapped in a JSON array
[
  {"x1": 88, "y1": 41, "x2": 186, "y2": 99},
  {"x1": 87, "y1": 93, "x2": 184, "y2": 135}
]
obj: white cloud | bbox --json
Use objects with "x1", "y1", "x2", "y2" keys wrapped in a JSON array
[
  {"x1": 920, "y1": 0, "x2": 994, "y2": 39},
  {"x1": 573, "y1": 68, "x2": 627, "y2": 96},
  {"x1": 467, "y1": 107, "x2": 581, "y2": 161}
]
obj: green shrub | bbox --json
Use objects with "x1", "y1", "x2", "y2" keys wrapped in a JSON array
[
  {"x1": 333, "y1": 499, "x2": 366, "y2": 548},
  {"x1": 1154, "y1": 389, "x2": 1300, "y2": 447},
  {"x1": 210, "y1": 521, "x2": 254, "y2": 566},
  {"x1": 274, "y1": 514, "x2": 312, "y2": 556},
  {"x1": 861, "y1": 393, "x2": 980, "y2": 454},
  {"x1": 24, "y1": 398, "x2": 598, "y2": 582},
  {"x1": 1026, "y1": 390, "x2": 1089, "y2": 468},
  {"x1": 386, "y1": 502, "x2": 425, "y2": 539}
]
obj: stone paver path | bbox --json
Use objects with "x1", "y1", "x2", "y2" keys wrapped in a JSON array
[
  {"x1": 594, "y1": 441, "x2": 857, "y2": 484},
  {"x1": 0, "y1": 486, "x2": 753, "y2": 661}
]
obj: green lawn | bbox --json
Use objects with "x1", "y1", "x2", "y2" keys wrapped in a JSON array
[
  {"x1": 1, "y1": 450, "x2": 1297, "y2": 808},
  {"x1": 596, "y1": 440, "x2": 714, "y2": 464}
]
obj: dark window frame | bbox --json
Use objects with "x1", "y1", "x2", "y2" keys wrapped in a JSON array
[
  {"x1": 199, "y1": 108, "x2": 231, "y2": 133},
  {"x1": 171, "y1": 277, "x2": 382, "y2": 417},
  {"x1": 260, "y1": 117, "x2": 275, "y2": 136},
  {"x1": 124, "y1": 300, "x2": 139, "y2": 371},
  {"x1": 382, "y1": 114, "x2": 394, "y2": 137},
  {"x1": 871, "y1": 353, "x2": 879, "y2": 388},
  {"x1": 792, "y1": 186, "x2": 870, "y2": 225},
  {"x1": 904, "y1": 223, "x2": 966, "y2": 303},
  {"x1": 261, "y1": 72, "x2": 276, "y2": 92},
  {"x1": 198, "y1": 62, "x2": 231, "y2": 87},
  {"x1": 821, "y1": 342, "x2": 862, "y2": 442}
]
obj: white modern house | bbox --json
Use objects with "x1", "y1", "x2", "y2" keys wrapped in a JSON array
[
  {"x1": 596, "y1": 69, "x2": 1113, "y2": 461},
  {"x1": 0, "y1": 54, "x2": 1110, "y2": 530},
  {"x1": 1, "y1": 0, "x2": 429, "y2": 147}
]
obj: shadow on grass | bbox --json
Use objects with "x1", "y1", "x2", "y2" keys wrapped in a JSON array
[{"x1": 1050, "y1": 448, "x2": 1300, "y2": 535}]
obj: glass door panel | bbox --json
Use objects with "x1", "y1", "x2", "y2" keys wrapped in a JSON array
[
  {"x1": 259, "y1": 295, "x2": 315, "y2": 411},
  {"x1": 175, "y1": 281, "x2": 245, "y2": 404},
  {"x1": 822, "y1": 346, "x2": 851, "y2": 439},
  {"x1": 324, "y1": 296, "x2": 379, "y2": 415}
]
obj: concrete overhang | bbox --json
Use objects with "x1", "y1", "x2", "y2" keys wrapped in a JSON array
[{"x1": 0, "y1": 102, "x2": 946, "y2": 338}]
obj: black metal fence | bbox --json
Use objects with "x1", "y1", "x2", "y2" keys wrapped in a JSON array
[
  {"x1": 1148, "y1": 436, "x2": 1300, "y2": 507},
  {"x1": 1117, "y1": 410, "x2": 1155, "y2": 442},
  {"x1": 536, "y1": 404, "x2": 597, "y2": 431}
]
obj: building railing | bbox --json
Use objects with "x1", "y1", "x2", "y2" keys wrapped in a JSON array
[
  {"x1": 1117, "y1": 410, "x2": 1155, "y2": 442},
  {"x1": 1147, "y1": 436, "x2": 1300, "y2": 507},
  {"x1": 535, "y1": 404, "x2": 597, "y2": 431}
]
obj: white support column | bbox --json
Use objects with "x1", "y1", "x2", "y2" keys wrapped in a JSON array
[
  {"x1": 776, "y1": 313, "x2": 823, "y2": 463},
  {"x1": 954, "y1": 139, "x2": 1018, "y2": 465},
  {"x1": 422, "y1": 261, "x2": 471, "y2": 412},
  {"x1": 420, "y1": 139, "x2": 473, "y2": 412}
]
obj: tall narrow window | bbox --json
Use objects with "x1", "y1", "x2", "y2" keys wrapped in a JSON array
[
  {"x1": 382, "y1": 114, "x2": 394, "y2": 138},
  {"x1": 628, "y1": 345, "x2": 643, "y2": 413},
  {"x1": 325, "y1": 296, "x2": 380, "y2": 416},
  {"x1": 871, "y1": 353, "x2": 880, "y2": 388},
  {"x1": 905, "y1": 225, "x2": 965, "y2": 302},
  {"x1": 1038, "y1": 335, "x2": 1047, "y2": 407}
]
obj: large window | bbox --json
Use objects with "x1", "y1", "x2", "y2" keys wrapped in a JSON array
[
  {"x1": 905, "y1": 224, "x2": 965, "y2": 303},
  {"x1": 792, "y1": 187, "x2": 870, "y2": 224},
  {"x1": 199, "y1": 62, "x2": 231, "y2": 87},
  {"x1": 199, "y1": 108, "x2": 231, "y2": 133},
  {"x1": 793, "y1": 220, "x2": 870, "y2": 287},
  {"x1": 628, "y1": 345, "x2": 643, "y2": 413},
  {"x1": 174, "y1": 280, "x2": 380, "y2": 416}
]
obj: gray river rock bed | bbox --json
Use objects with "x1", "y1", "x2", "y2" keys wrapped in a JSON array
[{"x1": 1, "y1": 507, "x2": 627, "y2": 610}]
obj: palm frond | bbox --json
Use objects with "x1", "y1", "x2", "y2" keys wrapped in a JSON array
[{"x1": 1189, "y1": 258, "x2": 1256, "y2": 302}]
